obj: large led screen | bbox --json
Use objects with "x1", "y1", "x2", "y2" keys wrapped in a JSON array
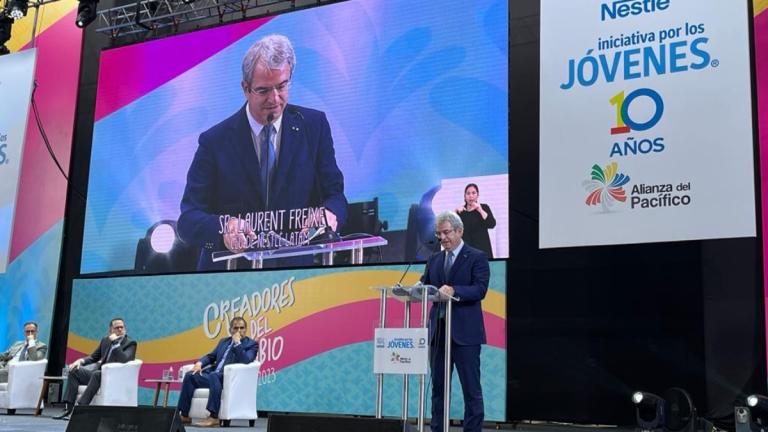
[
  {"x1": 67, "y1": 263, "x2": 507, "y2": 419},
  {"x1": 82, "y1": 0, "x2": 509, "y2": 274}
]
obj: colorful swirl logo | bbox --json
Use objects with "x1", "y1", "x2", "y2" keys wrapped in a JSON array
[{"x1": 583, "y1": 162, "x2": 631, "y2": 210}]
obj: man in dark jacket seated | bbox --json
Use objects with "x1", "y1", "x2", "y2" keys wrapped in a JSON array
[{"x1": 177, "y1": 316, "x2": 258, "y2": 427}]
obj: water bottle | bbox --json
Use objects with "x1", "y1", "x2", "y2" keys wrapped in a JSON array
[
  {"x1": 178, "y1": 366, "x2": 185, "y2": 381},
  {"x1": 168, "y1": 366, "x2": 174, "y2": 381},
  {"x1": 61, "y1": 366, "x2": 69, "y2": 378}
]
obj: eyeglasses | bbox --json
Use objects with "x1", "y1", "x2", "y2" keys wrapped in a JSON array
[
  {"x1": 434, "y1": 229, "x2": 455, "y2": 238},
  {"x1": 232, "y1": 326, "x2": 246, "y2": 330},
  {"x1": 248, "y1": 80, "x2": 291, "y2": 97},
  {"x1": 113, "y1": 326, "x2": 125, "y2": 330},
  {"x1": 24, "y1": 330, "x2": 36, "y2": 334}
]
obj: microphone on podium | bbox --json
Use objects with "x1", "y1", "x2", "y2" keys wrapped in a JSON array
[
  {"x1": 396, "y1": 239, "x2": 437, "y2": 287},
  {"x1": 305, "y1": 208, "x2": 340, "y2": 245}
]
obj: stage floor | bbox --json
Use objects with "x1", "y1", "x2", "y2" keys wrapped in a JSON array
[{"x1": 0, "y1": 409, "x2": 632, "y2": 432}]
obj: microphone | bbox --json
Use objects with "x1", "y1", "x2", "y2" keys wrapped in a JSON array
[
  {"x1": 286, "y1": 105, "x2": 304, "y2": 120},
  {"x1": 396, "y1": 239, "x2": 437, "y2": 287},
  {"x1": 304, "y1": 209, "x2": 341, "y2": 245}
]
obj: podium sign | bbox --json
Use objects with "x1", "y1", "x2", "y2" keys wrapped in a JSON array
[{"x1": 373, "y1": 328, "x2": 428, "y2": 375}]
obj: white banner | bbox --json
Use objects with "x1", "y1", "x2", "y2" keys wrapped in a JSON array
[
  {"x1": 373, "y1": 328, "x2": 428, "y2": 375},
  {"x1": 0, "y1": 49, "x2": 37, "y2": 272},
  {"x1": 539, "y1": 0, "x2": 755, "y2": 248}
]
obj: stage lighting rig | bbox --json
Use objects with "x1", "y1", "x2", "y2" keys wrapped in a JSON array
[
  {"x1": 748, "y1": 395, "x2": 768, "y2": 413},
  {"x1": 75, "y1": 0, "x2": 98, "y2": 28},
  {"x1": 634, "y1": 391, "x2": 667, "y2": 432},
  {"x1": 664, "y1": 388, "x2": 697, "y2": 432},
  {"x1": 6, "y1": 0, "x2": 29, "y2": 19},
  {"x1": 739, "y1": 395, "x2": 768, "y2": 432},
  {"x1": 134, "y1": 220, "x2": 198, "y2": 273}
]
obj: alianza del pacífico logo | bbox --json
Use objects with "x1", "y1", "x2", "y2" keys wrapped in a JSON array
[{"x1": 583, "y1": 162, "x2": 693, "y2": 210}]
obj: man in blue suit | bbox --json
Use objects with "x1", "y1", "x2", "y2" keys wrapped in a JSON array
[
  {"x1": 177, "y1": 317, "x2": 258, "y2": 427},
  {"x1": 178, "y1": 34, "x2": 347, "y2": 270},
  {"x1": 421, "y1": 211, "x2": 490, "y2": 432}
]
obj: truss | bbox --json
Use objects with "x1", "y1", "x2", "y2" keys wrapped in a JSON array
[{"x1": 94, "y1": 0, "x2": 330, "y2": 40}]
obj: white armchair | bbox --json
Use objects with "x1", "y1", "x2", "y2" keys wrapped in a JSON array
[
  {"x1": 181, "y1": 360, "x2": 260, "y2": 427},
  {"x1": 76, "y1": 359, "x2": 142, "y2": 406},
  {"x1": 0, "y1": 359, "x2": 47, "y2": 414}
]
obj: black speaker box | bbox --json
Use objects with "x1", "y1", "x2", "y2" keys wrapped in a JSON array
[
  {"x1": 267, "y1": 413, "x2": 413, "y2": 432},
  {"x1": 65, "y1": 406, "x2": 185, "y2": 432}
]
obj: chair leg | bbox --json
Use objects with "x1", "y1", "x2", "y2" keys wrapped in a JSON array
[
  {"x1": 249, "y1": 419, "x2": 255, "y2": 427},
  {"x1": 6, "y1": 409, "x2": 15, "y2": 415}
]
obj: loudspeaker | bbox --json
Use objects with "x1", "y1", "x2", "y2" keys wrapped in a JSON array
[
  {"x1": 66, "y1": 406, "x2": 185, "y2": 432},
  {"x1": 267, "y1": 413, "x2": 413, "y2": 432}
]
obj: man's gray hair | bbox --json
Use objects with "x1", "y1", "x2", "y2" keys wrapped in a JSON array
[
  {"x1": 435, "y1": 211, "x2": 463, "y2": 231},
  {"x1": 242, "y1": 34, "x2": 296, "y2": 84}
]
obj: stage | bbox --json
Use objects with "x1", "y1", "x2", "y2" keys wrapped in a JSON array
[
  {"x1": 0, "y1": 410, "x2": 636, "y2": 432},
  {"x1": 1, "y1": 411, "x2": 258, "y2": 431}
]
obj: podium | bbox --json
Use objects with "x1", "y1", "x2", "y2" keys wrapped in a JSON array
[
  {"x1": 211, "y1": 235, "x2": 387, "y2": 269},
  {"x1": 373, "y1": 284, "x2": 455, "y2": 432}
]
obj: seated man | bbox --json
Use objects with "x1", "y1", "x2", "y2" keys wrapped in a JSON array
[
  {"x1": 0, "y1": 321, "x2": 48, "y2": 383},
  {"x1": 55, "y1": 317, "x2": 137, "y2": 420},
  {"x1": 177, "y1": 316, "x2": 258, "y2": 427}
]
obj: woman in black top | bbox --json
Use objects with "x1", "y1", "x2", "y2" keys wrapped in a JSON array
[{"x1": 456, "y1": 183, "x2": 496, "y2": 258}]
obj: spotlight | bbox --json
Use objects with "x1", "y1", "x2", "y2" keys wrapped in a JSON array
[
  {"x1": 75, "y1": 0, "x2": 98, "y2": 28},
  {"x1": 150, "y1": 223, "x2": 176, "y2": 253},
  {"x1": 741, "y1": 395, "x2": 768, "y2": 432},
  {"x1": 748, "y1": 395, "x2": 768, "y2": 411},
  {"x1": 633, "y1": 391, "x2": 666, "y2": 432},
  {"x1": 134, "y1": 220, "x2": 199, "y2": 273},
  {"x1": 7, "y1": 0, "x2": 28, "y2": 20},
  {"x1": 664, "y1": 388, "x2": 696, "y2": 432}
]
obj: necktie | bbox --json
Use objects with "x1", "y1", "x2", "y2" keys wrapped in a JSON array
[
  {"x1": 105, "y1": 341, "x2": 120, "y2": 363},
  {"x1": 19, "y1": 345, "x2": 28, "y2": 361},
  {"x1": 444, "y1": 251, "x2": 454, "y2": 277},
  {"x1": 260, "y1": 124, "x2": 276, "y2": 207},
  {"x1": 215, "y1": 342, "x2": 233, "y2": 373}
]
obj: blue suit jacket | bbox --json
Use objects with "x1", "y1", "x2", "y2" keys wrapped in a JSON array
[
  {"x1": 420, "y1": 244, "x2": 490, "y2": 346},
  {"x1": 178, "y1": 104, "x2": 348, "y2": 270},
  {"x1": 199, "y1": 336, "x2": 258, "y2": 372}
]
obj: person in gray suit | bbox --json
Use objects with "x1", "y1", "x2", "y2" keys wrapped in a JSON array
[{"x1": 0, "y1": 321, "x2": 48, "y2": 383}]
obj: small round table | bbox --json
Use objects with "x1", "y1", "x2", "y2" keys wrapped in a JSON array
[
  {"x1": 144, "y1": 378, "x2": 182, "y2": 407},
  {"x1": 36, "y1": 375, "x2": 65, "y2": 416}
]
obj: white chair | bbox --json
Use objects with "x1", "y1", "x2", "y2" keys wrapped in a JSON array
[
  {"x1": 0, "y1": 359, "x2": 47, "y2": 414},
  {"x1": 181, "y1": 360, "x2": 260, "y2": 427},
  {"x1": 76, "y1": 359, "x2": 142, "y2": 406}
]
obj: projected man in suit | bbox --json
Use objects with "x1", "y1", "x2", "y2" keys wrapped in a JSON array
[
  {"x1": 0, "y1": 321, "x2": 48, "y2": 383},
  {"x1": 421, "y1": 211, "x2": 489, "y2": 432},
  {"x1": 177, "y1": 316, "x2": 258, "y2": 427},
  {"x1": 178, "y1": 33, "x2": 347, "y2": 270},
  {"x1": 55, "y1": 318, "x2": 137, "y2": 420}
]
